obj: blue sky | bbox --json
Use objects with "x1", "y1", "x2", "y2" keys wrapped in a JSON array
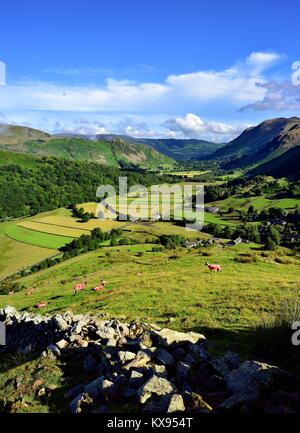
[{"x1": 1, "y1": 0, "x2": 300, "y2": 141}]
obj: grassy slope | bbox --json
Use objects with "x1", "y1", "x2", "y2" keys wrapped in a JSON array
[
  {"x1": 0, "y1": 243, "x2": 299, "y2": 352},
  {"x1": 0, "y1": 150, "x2": 40, "y2": 170},
  {"x1": 4, "y1": 225, "x2": 74, "y2": 249},
  {"x1": 0, "y1": 221, "x2": 56, "y2": 279},
  {"x1": 208, "y1": 195, "x2": 300, "y2": 213},
  {"x1": 0, "y1": 138, "x2": 174, "y2": 169}
]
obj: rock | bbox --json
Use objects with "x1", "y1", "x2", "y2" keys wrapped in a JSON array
[
  {"x1": 56, "y1": 339, "x2": 68, "y2": 350},
  {"x1": 222, "y1": 352, "x2": 242, "y2": 370},
  {"x1": 106, "y1": 338, "x2": 117, "y2": 347},
  {"x1": 124, "y1": 349, "x2": 152, "y2": 370},
  {"x1": 129, "y1": 370, "x2": 144, "y2": 388},
  {"x1": 226, "y1": 361, "x2": 290, "y2": 395},
  {"x1": 173, "y1": 348, "x2": 187, "y2": 360},
  {"x1": 138, "y1": 375, "x2": 176, "y2": 404},
  {"x1": 151, "y1": 364, "x2": 168, "y2": 378},
  {"x1": 176, "y1": 362, "x2": 191, "y2": 382},
  {"x1": 54, "y1": 316, "x2": 69, "y2": 331},
  {"x1": 38, "y1": 388, "x2": 46, "y2": 397},
  {"x1": 188, "y1": 343, "x2": 211, "y2": 361},
  {"x1": 83, "y1": 355, "x2": 99, "y2": 374},
  {"x1": 155, "y1": 348, "x2": 175, "y2": 366},
  {"x1": 143, "y1": 401, "x2": 162, "y2": 413},
  {"x1": 210, "y1": 358, "x2": 231, "y2": 377},
  {"x1": 77, "y1": 339, "x2": 89, "y2": 348},
  {"x1": 122, "y1": 388, "x2": 136, "y2": 399},
  {"x1": 47, "y1": 344, "x2": 61, "y2": 357},
  {"x1": 153, "y1": 328, "x2": 205, "y2": 347},
  {"x1": 84, "y1": 376, "x2": 116, "y2": 400},
  {"x1": 167, "y1": 394, "x2": 185, "y2": 413},
  {"x1": 3, "y1": 306, "x2": 18, "y2": 317},
  {"x1": 206, "y1": 391, "x2": 229, "y2": 407},
  {"x1": 69, "y1": 393, "x2": 93, "y2": 414},
  {"x1": 118, "y1": 351, "x2": 136, "y2": 363},
  {"x1": 220, "y1": 393, "x2": 259, "y2": 410},
  {"x1": 185, "y1": 392, "x2": 213, "y2": 413},
  {"x1": 140, "y1": 331, "x2": 153, "y2": 348},
  {"x1": 183, "y1": 353, "x2": 197, "y2": 366},
  {"x1": 96, "y1": 327, "x2": 116, "y2": 340},
  {"x1": 69, "y1": 334, "x2": 82, "y2": 343}
]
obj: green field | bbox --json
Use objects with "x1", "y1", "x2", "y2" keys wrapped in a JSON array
[
  {"x1": 0, "y1": 221, "x2": 56, "y2": 279},
  {"x1": 4, "y1": 224, "x2": 73, "y2": 249},
  {"x1": 209, "y1": 195, "x2": 300, "y2": 213}
]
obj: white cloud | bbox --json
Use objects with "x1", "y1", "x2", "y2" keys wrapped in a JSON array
[
  {"x1": 164, "y1": 113, "x2": 248, "y2": 142},
  {"x1": 0, "y1": 51, "x2": 283, "y2": 114},
  {"x1": 244, "y1": 52, "x2": 283, "y2": 75}
]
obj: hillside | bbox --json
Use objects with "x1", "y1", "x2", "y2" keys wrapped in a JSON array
[
  {"x1": 250, "y1": 146, "x2": 300, "y2": 179},
  {"x1": 0, "y1": 125, "x2": 173, "y2": 169},
  {"x1": 97, "y1": 134, "x2": 222, "y2": 160},
  {"x1": 212, "y1": 117, "x2": 300, "y2": 172},
  {"x1": 0, "y1": 124, "x2": 51, "y2": 145}
]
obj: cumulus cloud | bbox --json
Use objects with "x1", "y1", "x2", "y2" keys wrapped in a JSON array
[{"x1": 164, "y1": 113, "x2": 248, "y2": 141}]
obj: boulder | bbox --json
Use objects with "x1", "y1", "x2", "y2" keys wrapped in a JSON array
[
  {"x1": 138, "y1": 375, "x2": 176, "y2": 404},
  {"x1": 176, "y1": 361, "x2": 191, "y2": 382},
  {"x1": 155, "y1": 348, "x2": 175, "y2": 366},
  {"x1": 185, "y1": 392, "x2": 212, "y2": 413},
  {"x1": 167, "y1": 394, "x2": 185, "y2": 413},
  {"x1": 54, "y1": 316, "x2": 69, "y2": 331},
  {"x1": 153, "y1": 328, "x2": 205, "y2": 347},
  {"x1": 56, "y1": 339, "x2": 68, "y2": 350},
  {"x1": 210, "y1": 358, "x2": 231, "y2": 378},
  {"x1": 220, "y1": 392, "x2": 259, "y2": 410},
  {"x1": 226, "y1": 361, "x2": 290, "y2": 395},
  {"x1": 124, "y1": 349, "x2": 152, "y2": 370},
  {"x1": 118, "y1": 351, "x2": 136, "y2": 363},
  {"x1": 69, "y1": 393, "x2": 93, "y2": 414}
]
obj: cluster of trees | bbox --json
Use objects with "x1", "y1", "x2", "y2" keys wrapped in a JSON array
[
  {"x1": 204, "y1": 223, "x2": 261, "y2": 243},
  {"x1": 69, "y1": 204, "x2": 95, "y2": 222},
  {"x1": 203, "y1": 221, "x2": 282, "y2": 250},
  {"x1": 158, "y1": 234, "x2": 186, "y2": 249},
  {"x1": 0, "y1": 158, "x2": 171, "y2": 219}
]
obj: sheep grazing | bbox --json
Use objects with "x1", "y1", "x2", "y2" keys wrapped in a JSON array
[
  {"x1": 93, "y1": 285, "x2": 104, "y2": 292},
  {"x1": 73, "y1": 282, "x2": 87, "y2": 296},
  {"x1": 205, "y1": 262, "x2": 222, "y2": 272}
]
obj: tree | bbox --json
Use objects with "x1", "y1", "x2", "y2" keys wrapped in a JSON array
[{"x1": 265, "y1": 237, "x2": 276, "y2": 251}]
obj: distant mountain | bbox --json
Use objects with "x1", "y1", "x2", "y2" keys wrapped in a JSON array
[
  {"x1": 212, "y1": 117, "x2": 300, "y2": 171},
  {"x1": 97, "y1": 134, "x2": 223, "y2": 160},
  {"x1": 0, "y1": 125, "x2": 173, "y2": 169},
  {"x1": 0, "y1": 124, "x2": 50, "y2": 145}
]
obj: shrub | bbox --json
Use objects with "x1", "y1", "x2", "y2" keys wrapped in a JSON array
[
  {"x1": 274, "y1": 256, "x2": 295, "y2": 265},
  {"x1": 234, "y1": 254, "x2": 258, "y2": 264}
]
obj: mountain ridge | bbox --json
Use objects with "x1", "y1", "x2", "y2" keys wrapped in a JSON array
[{"x1": 211, "y1": 117, "x2": 300, "y2": 172}]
